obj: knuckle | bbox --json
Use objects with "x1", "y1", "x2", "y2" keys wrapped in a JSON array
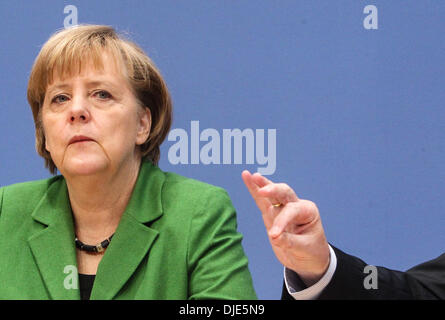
[
  {"x1": 303, "y1": 200, "x2": 318, "y2": 213},
  {"x1": 282, "y1": 202, "x2": 297, "y2": 216},
  {"x1": 277, "y1": 183, "x2": 289, "y2": 191}
]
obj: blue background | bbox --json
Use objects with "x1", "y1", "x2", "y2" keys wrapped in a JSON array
[{"x1": 0, "y1": 1, "x2": 444, "y2": 299}]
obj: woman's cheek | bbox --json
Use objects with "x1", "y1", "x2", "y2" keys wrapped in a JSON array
[{"x1": 43, "y1": 122, "x2": 63, "y2": 162}]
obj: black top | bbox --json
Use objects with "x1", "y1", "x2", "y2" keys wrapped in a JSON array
[{"x1": 79, "y1": 274, "x2": 96, "y2": 300}]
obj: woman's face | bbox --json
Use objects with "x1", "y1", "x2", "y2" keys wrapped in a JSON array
[{"x1": 41, "y1": 53, "x2": 151, "y2": 177}]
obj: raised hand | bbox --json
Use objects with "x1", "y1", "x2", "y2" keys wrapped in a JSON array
[{"x1": 242, "y1": 170, "x2": 330, "y2": 286}]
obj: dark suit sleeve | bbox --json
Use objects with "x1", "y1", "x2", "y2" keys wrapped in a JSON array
[{"x1": 282, "y1": 245, "x2": 445, "y2": 300}]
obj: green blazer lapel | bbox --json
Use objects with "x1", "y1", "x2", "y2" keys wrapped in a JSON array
[
  {"x1": 90, "y1": 161, "x2": 164, "y2": 300},
  {"x1": 27, "y1": 178, "x2": 79, "y2": 300}
]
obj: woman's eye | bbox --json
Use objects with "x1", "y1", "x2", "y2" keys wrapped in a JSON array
[
  {"x1": 52, "y1": 95, "x2": 69, "y2": 104},
  {"x1": 94, "y1": 90, "x2": 112, "y2": 100}
]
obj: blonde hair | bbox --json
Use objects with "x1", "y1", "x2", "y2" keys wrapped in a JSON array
[{"x1": 27, "y1": 24, "x2": 172, "y2": 174}]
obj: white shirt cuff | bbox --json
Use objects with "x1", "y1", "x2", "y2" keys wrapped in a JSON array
[{"x1": 284, "y1": 245, "x2": 337, "y2": 300}]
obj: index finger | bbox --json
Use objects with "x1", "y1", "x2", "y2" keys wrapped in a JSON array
[
  {"x1": 242, "y1": 170, "x2": 277, "y2": 211},
  {"x1": 258, "y1": 183, "x2": 299, "y2": 207}
]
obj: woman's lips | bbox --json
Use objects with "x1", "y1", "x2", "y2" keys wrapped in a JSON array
[{"x1": 68, "y1": 135, "x2": 95, "y2": 145}]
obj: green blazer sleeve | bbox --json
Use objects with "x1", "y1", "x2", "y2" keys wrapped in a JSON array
[
  {"x1": 187, "y1": 187, "x2": 257, "y2": 299},
  {"x1": 0, "y1": 187, "x2": 3, "y2": 218}
]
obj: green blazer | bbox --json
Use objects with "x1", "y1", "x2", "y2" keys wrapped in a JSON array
[{"x1": 0, "y1": 161, "x2": 257, "y2": 300}]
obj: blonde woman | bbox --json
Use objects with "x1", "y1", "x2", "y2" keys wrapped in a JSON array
[{"x1": 0, "y1": 25, "x2": 256, "y2": 300}]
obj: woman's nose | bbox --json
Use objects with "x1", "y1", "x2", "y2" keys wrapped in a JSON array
[{"x1": 69, "y1": 98, "x2": 91, "y2": 123}]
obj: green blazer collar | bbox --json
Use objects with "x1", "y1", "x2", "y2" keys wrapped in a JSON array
[{"x1": 28, "y1": 161, "x2": 165, "y2": 299}]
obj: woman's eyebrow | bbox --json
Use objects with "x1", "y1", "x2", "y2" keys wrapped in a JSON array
[
  {"x1": 85, "y1": 80, "x2": 118, "y2": 88},
  {"x1": 46, "y1": 80, "x2": 121, "y2": 95},
  {"x1": 46, "y1": 83, "x2": 70, "y2": 95}
]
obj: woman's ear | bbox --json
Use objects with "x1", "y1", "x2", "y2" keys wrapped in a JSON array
[
  {"x1": 40, "y1": 124, "x2": 51, "y2": 153},
  {"x1": 136, "y1": 106, "x2": 152, "y2": 145},
  {"x1": 45, "y1": 140, "x2": 51, "y2": 153}
]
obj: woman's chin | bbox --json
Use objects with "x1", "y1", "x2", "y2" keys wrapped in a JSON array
[{"x1": 61, "y1": 158, "x2": 108, "y2": 177}]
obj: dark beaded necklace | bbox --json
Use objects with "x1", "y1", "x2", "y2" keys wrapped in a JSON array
[{"x1": 75, "y1": 234, "x2": 114, "y2": 253}]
